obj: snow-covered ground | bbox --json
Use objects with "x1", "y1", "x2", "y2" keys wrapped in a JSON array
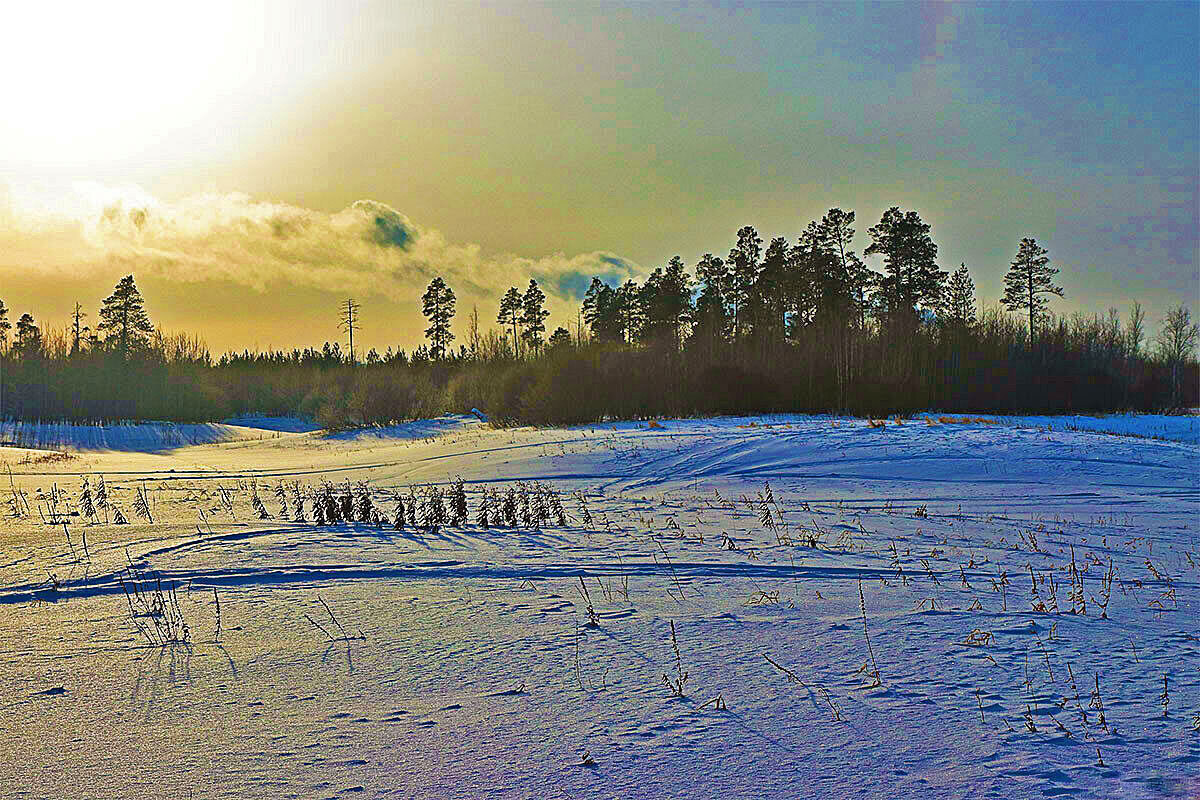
[
  {"x1": 0, "y1": 418, "x2": 314, "y2": 452},
  {"x1": 914, "y1": 413, "x2": 1200, "y2": 445},
  {"x1": 0, "y1": 414, "x2": 1195, "y2": 799}
]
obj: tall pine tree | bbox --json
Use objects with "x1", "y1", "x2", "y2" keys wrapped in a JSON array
[
  {"x1": 421, "y1": 277, "x2": 456, "y2": 359},
  {"x1": 864, "y1": 208, "x2": 945, "y2": 324},
  {"x1": 727, "y1": 226, "x2": 762, "y2": 341},
  {"x1": 582, "y1": 278, "x2": 624, "y2": 344},
  {"x1": 942, "y1": 263, "x2": 977, "y2": 329},
  {"x1": 97, "y1": 275, "x2": 154, "y2": 358},
  {"x1": 520, "y1": 279, "x2": 549, "y2": 355},
  {"x1": 1001, "y1": 237, "x2": 1062, "y2": 348},
  {"x1": 497, "y1": 287, "x2": 523, "y2": 357}
]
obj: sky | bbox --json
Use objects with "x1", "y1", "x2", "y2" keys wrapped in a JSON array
[{"x1": 0, "y1": 0, "x2": 1196, "y2": 354}]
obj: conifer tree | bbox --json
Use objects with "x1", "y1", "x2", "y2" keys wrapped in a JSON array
[
  {"x1": 520, "y1": 279, "x2": 549, "y2": 354},
  {"x1": 97, "y1": 275, "x2": 154, "y2": 358},
  {"x1": 942, "y1": 263, "x2": 977, "y2": 329},
  {"x1": 640, "y1": 256, "x2": 693, "y2": 348},
  {"x1": 547, "y1": 327, "x2": 572, "y2": 349},
  {"x1": 689, "y1": 253, "x2": 730, "y2": 354},
  {"x1": 582, "y1": 279, "x2": 623, "y2": 343},
  {"x1": 0, "y1": 299, "x2": 10, "y2": 350},
  {"x1": 421, "y1": 277, "x2": 456, "y2": 359},
  {"x1": 819, "y1": 208, "x2": 874, "y2": 328},
  {"x1": 1001, "y1": 237, "x2": 1062, "y2": 348},
  {"x1": 865, "y1": 208, "x2": 945, "y2": 322},
  {"x1": 15, "y1": 314, "x2": 40, "y2": 355},
  {"x1": 497, "y1": 287, "x2": 524, "y2": 356},
  {"x1": 727, "y1": 226, "x2": 763, "y2": 340}
]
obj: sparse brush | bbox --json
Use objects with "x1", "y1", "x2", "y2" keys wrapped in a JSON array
[
  {"x1": 962, "y1": 628, "x2": 994, "y2": 646},
  {"x1": 315, "y1": 482, "x2": 342, "y2": 525},
  {"x1": 858, "y1": 581, "x2": 882, "y2": 687},
  {"x1": 304, "y1": 595, "x2": 365, "y2": 642},
  {"x1": 421, "y1": 485, "x2": 447, "y2": 531},
  {"x1": 353, "y1": 481, "x2": 373, "y2": 523},
  {"x1": 338, "y1": 483, "x2": 354, "y2": 521},
  {"x1": 547, "y1": 488, "x2": 567, "y2": 527},
  {"x1": 405, "y1": 487, "x2": 419, "y2": 526},
  {"x1": 393, "y1": 496, "x2": 407, "y2": 530},
  {"x1": 502, "y1": 488, "x2": 518, "y2": 527},
  {"x1": 94, "y1": 476, "x2": 109, "y2": 523},
  {"x1": 131, "y1": 483, "x2": 154, "y2": 524},
  {"x1": 251, "y1": 493, "x2": 269, "y2": 520},
  {"x1": 78, "y1": 477, "x2": 95, "y2": 523},
  {"x1": 662, "y1": 620, "x2": 689, "y2": 697},
  {"x1": 250, "y1": 482, "x2": 270, "y2": 520},
  {"x1": 118, "y1": 555, "x2": 189, "y2": 647},
  {"x1": 530, "y1": 488, "x2": 547, "y2": 527},
  {"x1": 312, "y1": 487, "x2": 328, "y2": 526},
  {"x1": 576, "y1": 576, "x2": 599, "y2": 627},
  {"x1": 475, "y1": 489, "x2": 491, "y2": 528},
  {"x1": 1090, "y1": 673, "x2": 1109, "y2": 732},
  {"x1": 1068, "y1": 545, "x2": 1086, "y2": 615},
  {"x1": 1096, "y1": 559, "x2": 1116, "y2": 618},
  {"x1": 274, "y1": 482, "x2": 289, "y2": 518},
  {"x1": 575, "y1": 491, "x2": 592, "y2": 527},
  {"x1": 449, "y1": 478, "x2": 468, "y2": 526},
  {"x1": 518, "y1": 482, "x2": 533, "y2": 528},
  {"x1": 211, "y1": 587, "x2": 222, "y2": 642},
  {"x1": 216, "y1": 485, "x2": 235, "y2": 519}
]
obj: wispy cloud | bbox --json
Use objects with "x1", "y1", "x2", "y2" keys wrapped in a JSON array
[{"x1": 0, "y1": 182, "x2": 640, "y2": 305}]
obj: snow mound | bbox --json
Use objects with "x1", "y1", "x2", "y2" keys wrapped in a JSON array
[{"x1": 0, "y1": 420, "x2": 300, "y2": 452}]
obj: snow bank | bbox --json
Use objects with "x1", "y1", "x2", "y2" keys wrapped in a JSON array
[
  {"x1": 0, "y1": 420, "x2": 299, "y2": 452},
  {"x1": 915, "y1": 412, "x2": 1200, "y2": 444}
]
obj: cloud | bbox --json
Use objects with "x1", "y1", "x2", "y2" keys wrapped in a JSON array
[{"x1": 0, "y1": 182, "x2": 640, "y2": 307}]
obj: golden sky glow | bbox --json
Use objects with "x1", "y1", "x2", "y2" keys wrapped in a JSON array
[{"x1": 0, "y1": 1, "x2": 1195, "y2": 353}]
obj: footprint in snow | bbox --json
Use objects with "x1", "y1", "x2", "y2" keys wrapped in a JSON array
[{"x1": 33, "y1": 686, "x2": 66, "y2": 697}]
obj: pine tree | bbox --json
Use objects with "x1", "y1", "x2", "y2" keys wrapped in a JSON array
[
  {"x1": 745, "y1": 237, "x2": 791, "y2": 344},
  {"x1": 942, "y1": 263, "x2": 977, "y2": 329},
  {"x1": 520, "y1": 279, "x2": 549, "y2": 355},
  {"x1": 497, "y1": 287, "x2": 524, "y2": 356},
  {"x1": 0, "y1": 299, "x2": 11, "y2": 350},
  {"x1": 616, "y1": 279, "x2": 644, "y2": 345},
  {"x1": 819, "y1": 208, "x2": 874, "y2": 329},
  {"x1": 1001, "y1": 237, "x2": 1062, "y2": 348},
  {"x1": 421, "y1": 277, "x2": 456, "y2": 359},
  {"x1": 865, "y1": 208, "x2": 946, "y2": 322},
  {"x1": 640, "y1": 256, "x2": 693, "y2": 349},
  {"x1": 727, "y1": 226, "x2": 763, "y2": 340},
  {"x1": 15, "y1": 314, "x2": 40, "y2": 355},
  {"x1": 97, "y1": 275, "x2": 154, "y2": 358},
  {"x1": 547, "y1": 327, "x2": 572, "y2": 349},
  {"x1": 581, "y1": 279, "x2": 623, "y2": 343}
]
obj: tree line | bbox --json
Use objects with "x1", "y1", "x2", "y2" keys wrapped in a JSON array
[{"x1": 1, "y1": 205, "x2": 1197, "y2": 427}]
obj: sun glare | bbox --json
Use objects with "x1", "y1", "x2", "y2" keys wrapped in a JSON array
[{"x1": 0, "y1": 2, "x2": 331, "y2": 176}]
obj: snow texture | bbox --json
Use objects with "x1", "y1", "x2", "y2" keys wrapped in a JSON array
[{"x1": 0, "y1": 413, "x2": 1195, "y2": 799}]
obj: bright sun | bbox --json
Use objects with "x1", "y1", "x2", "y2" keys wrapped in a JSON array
[{"x1": 0, "y1": 1, "x2": 339, "y2": 177}]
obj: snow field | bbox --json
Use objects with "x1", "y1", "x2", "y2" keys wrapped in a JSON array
[{"x1": 0, "y1": 414, "x2": 1195, "y2": 799}]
